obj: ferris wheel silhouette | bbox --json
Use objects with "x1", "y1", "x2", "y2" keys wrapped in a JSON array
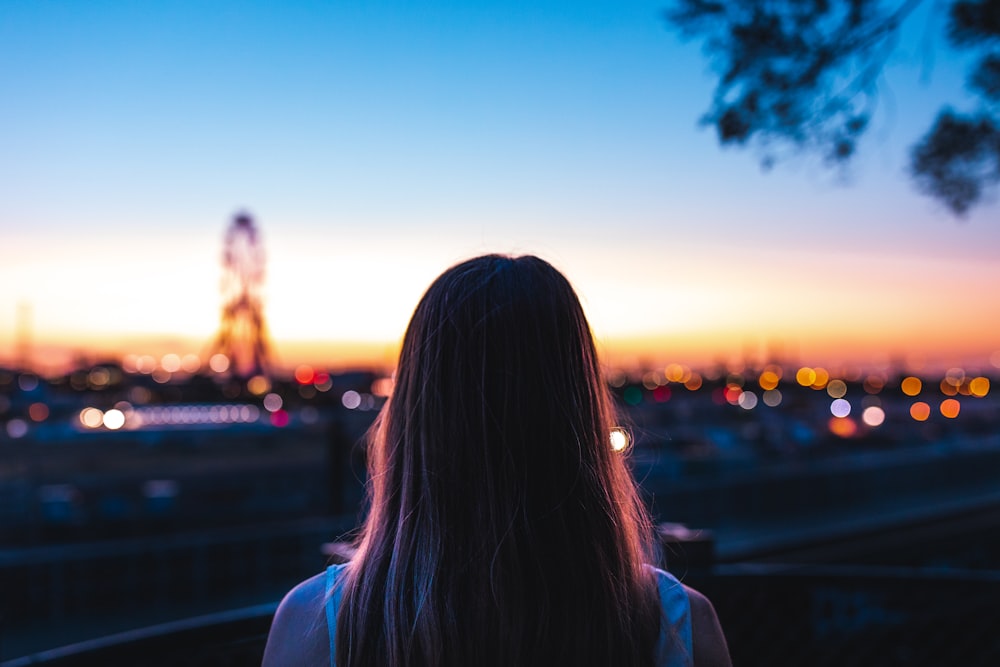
[{"x1": 209, "y1": 212, "x2": 272, "y2": 380}]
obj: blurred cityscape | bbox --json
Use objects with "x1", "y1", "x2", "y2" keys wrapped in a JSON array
[
  {"x1": 2, "y1": 350, "x2": 1000, "y2": 659},
  {"x1": 2, "y1": 215, "x2": 998, "y2": 664}
]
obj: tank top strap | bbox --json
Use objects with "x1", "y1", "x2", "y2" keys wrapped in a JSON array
[
  {"x1": 649, "y1": 566, "x2": 694, "y2": 667},
  {"x1": 325, "y1": 563, "x2": 349, "y2": 667}
]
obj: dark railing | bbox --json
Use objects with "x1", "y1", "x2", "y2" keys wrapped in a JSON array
[
  {"x1": 6, "y1": 564, "x2": 999, "y2": 667},
  {"x1": 0, "y1": 603, "x2": 275, "y2": 667},
  {"x1": 700, "y1": 564, "x2": 1000, "y2": 667},
  {"x1": 0, "y1": 516, "x2": 352, "y2": 632}
]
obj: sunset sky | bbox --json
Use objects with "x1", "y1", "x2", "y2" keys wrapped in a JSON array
[{"x1": 2, "y1": 1, "x2": 999, "y2": 375}]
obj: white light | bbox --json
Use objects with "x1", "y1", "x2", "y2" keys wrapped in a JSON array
[
  {"x1": 80, "y1": 407, "x2": 104, "y2": 429},
  {"x1": 161, "y1": 354, "x2": 181, "y2": 373},
  {"x1": 610, "y1": 428, "x2": 631, "y2": 452},
  {"x1": 263, "y1": 393, "x2": 283, "y2": 412},
  {"x1": 738, "y1": 391, "x2": 758, "y2": 410},
  {"x1": 18, "y1": 374, "x2": 39, "y2": 392},
  {"x1": 342, "y1": 390, "x2": 362, "y2": 410},
  {"x1": 830, "y1": 398, "x2": 851, "y2": 418},
  {"x1": 209, "y1": 353, "x2": 230, "y2": 373},
  {"x1": 181, "y1": 354, "x2": 202, "y2": 373},
  {"x1": 103, "y1": 409, "x2": 126, "y2": 430},
  {"x1": 6, "y1": 419, "x2": 28, "y2": 438},
  {"x1": 862, "y1": 406, "x2": 886, "y2": 427},
  {"x1": 137, "y1": 355, "x2": 157, "y2": 373}
]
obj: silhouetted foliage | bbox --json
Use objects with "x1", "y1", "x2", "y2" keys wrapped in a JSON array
[
  {"x1": 910, "y1": 110, "x2": 1000, "y2": 214},
  {"x1": 668, "y1": 0, "x2": 1000, "y2": 216}
]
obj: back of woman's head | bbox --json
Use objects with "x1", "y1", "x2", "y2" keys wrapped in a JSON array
[{"x1": 339, "y1": 254, "x2": 659, "y2": 666}]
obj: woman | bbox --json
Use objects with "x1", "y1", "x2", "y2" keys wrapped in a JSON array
[{"x1": 263, "y1": 254, "x2": 730, "y2": 666}]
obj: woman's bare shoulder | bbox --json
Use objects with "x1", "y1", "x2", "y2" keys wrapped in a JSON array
[
  {"x1": 683, "y1": 584, "x2": 732, "y2": 667},
  {"x1": 262, "y1": 572, "x2": 330, "y2": 667}
]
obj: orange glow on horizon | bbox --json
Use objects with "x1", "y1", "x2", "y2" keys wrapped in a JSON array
[
  {"x1": 17, "y1": 312, "x2": 998, "y2": 370},
  {"x1": 5, "y1": 328, "x2": 1000, "y2": 378}
]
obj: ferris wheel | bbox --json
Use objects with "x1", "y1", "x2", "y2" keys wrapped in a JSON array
[{"x1": 210, "y1": 212, "x2": 272, "y2": 380}]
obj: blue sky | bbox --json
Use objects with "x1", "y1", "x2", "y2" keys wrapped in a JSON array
[{"x1": 1, "y1": 0, "x2": 998, "y2": 373}]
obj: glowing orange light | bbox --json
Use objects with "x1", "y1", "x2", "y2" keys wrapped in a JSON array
[
  {"x1": 294, "y1": 365, "x2": 315, "y2": 385},
  {"x1": 796, "y1": 367, "x2": 816, "y2": 387},
  {"x1": 371, "y1": 377, "x2": 394, "y2": 397},
  {"x1": 247, "y1": 375, "x2": 270, "y2": 395},
  {"x1": 684, "y1": 373, "x2": 703, "y2": 391},
  {"x1": 811, "y1": 368, "x2": 830, "y2": 390},
  {"x1": 910, "y1": 402, "x2": 931, "y2": 422},
  {"x1": 758, "y1": 371, "x2": 780, "y2": 391},
  {"x1": 969, "y1": 377, "x2": 990, "y2": 398},
  {"x1": 900, "y1": 377, "x2": 922, "y2": 397},
  {"x1": 939, "y1": 379, "x2": 958, "y2": 396},
  {"x1": 828, "y1": 417, "x2": 857, "y2": 438},
  {"x1": 664, "y1": 364, "x2": 685, "y2": 383},
  {"x1": 940, "y1": 399, "x2": 960, "y2": 419}
]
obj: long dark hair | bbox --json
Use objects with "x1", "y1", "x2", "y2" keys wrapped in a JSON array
[{"x1": 336, "y1": 254, "x2": 661, "y2": 666}]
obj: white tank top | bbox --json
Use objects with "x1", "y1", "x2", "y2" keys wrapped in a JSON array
[{"x1": 324, "y1": 562, "x2": 693, "y2": 666}]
